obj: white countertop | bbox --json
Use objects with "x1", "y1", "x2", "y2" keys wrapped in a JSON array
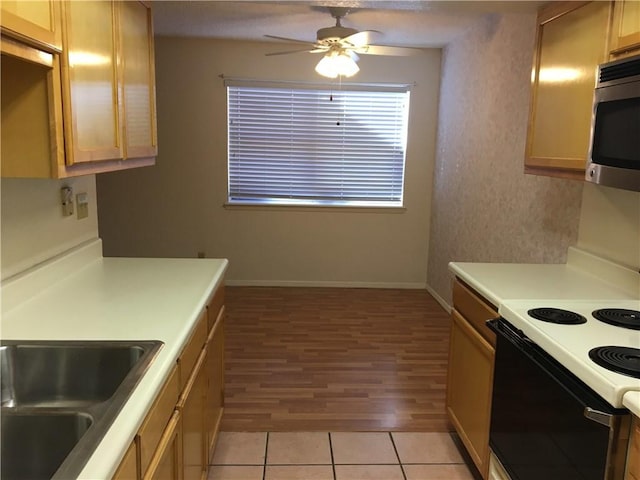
[
  {"x1": 0, "y1": 240, "x2": 228, "y2": 479},
  {"x1": 449, "y1": 259, "x2": 636, "y2": 307}
]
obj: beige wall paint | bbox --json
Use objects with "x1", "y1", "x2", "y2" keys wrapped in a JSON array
[
  {"x1": 577, "y1": 184, "x2": 640, "y2": 271},
  {"x1": 97, "y1": 38, "x2": 441, "y2": 287},
  {"x1": 1, "y1": 175, "x2": 99, "y2": 280},
  {"x1": 426, "y1": 13, "x2": 584, "y2": 305}
]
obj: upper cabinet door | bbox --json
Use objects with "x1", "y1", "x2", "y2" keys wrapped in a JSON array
[
  {"x1": 62, "y1": 0, "x2": 123, "y2": 165},
  {"x1": 610, "y1": 0, "x2": 640, "y2": 58},
  {"x1": 525, "y1": 1, "x2": 612, "y2": 180},
  {"x1": 0, "y1": 0, "x2": 62, "y2": 51},
  {"x1": 119, "y1": 1, "x2": 158, "y2": 159}
]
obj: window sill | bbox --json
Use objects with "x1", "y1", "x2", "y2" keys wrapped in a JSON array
[{"x1": 223, "y1": 203, "x2": 407, "y2": 214}]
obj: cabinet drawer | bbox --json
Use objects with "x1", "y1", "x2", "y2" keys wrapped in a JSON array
[
  {"x1": 178, "y1": 309, "x2": 207, "y2": 390},
  {"x1": 207, "y1": 285, "x2": 225, "y2": 333},
  {"x1": 452, "y1": 279, "x2": 497, "y2": 347},
  {"x1": 138, "y1": 365, "x2": 179, "y2": 477}
]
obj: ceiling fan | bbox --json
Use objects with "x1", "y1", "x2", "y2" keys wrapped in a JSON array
[{"x1": 264, "y1": 7, "x2": 421, "y2": 78}]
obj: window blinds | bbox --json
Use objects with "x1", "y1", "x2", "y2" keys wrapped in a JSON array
[{"x1": 227, "y1": 84, "x2": 410, "y2": 206}]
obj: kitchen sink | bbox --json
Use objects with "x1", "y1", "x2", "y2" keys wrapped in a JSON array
[
  {"x1": 1, "y1": 411, "x2": 93, "y2": 480},
  {"x1": 1, "y1": 342, "x2": 148, "y2": 408},
  {"x1": 0, "y1": 340, "x2": 163, "y2": 479}
]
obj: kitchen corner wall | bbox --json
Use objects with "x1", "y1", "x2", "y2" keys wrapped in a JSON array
[
  {"x1": 426, "y1": 13, "x2": 584, "y2": 305},
  {"x1": 577, "y1": 184, "x2": 640, "y2": 271},
  {"x1": 96, "y1": 38, "x2": 441, "y2": 287},
  {"x1": 1, "y1": 176, "x2": 99, "y2": 280}
]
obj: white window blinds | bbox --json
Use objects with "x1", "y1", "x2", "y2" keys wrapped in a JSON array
[{"x1": 227, "y1": 83, "x2": 410, "y2": 207}]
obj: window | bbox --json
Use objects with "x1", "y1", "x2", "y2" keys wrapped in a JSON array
[{"x1": 226, "y1": 81, "x2": 410, "y2": 207}]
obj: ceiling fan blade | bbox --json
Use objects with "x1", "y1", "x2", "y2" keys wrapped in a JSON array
[
  {"x1": 264, "y1": 35, "x2": 317, "y2": 46},
  {"x1": 355, "y1": 45, "x2": 424, "y2": 56},
  {"x1": 265, "y1": 48, "x2": 324, "y2": 57},
  {"x1": 341, "y1": 30, "x2": 381, "y2": 48}
]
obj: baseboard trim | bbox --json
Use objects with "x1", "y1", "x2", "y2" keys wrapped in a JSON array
[
  {"x1": 225, "y1": 280, "x2": 428, "y2": 289},
  {"x1": 426, "y1": 284, "x2": 452, "y2": 313}
]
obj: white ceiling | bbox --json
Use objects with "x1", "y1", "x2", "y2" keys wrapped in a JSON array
[{"x1": 152, "y1": 1, "x2": 542, "y2": 48}]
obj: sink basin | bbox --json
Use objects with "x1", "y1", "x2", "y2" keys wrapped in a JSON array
[
  {"x1": 1, "y1": 343, "x2": 147, "y2": 407},
  {"x1": 1, "y1": 411, "x2": 93, "y2": 480},
  {"x1": 0, "y1": 340, "x2": 163, "y2": 479}
]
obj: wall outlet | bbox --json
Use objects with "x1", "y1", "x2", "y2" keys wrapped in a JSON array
[
  {"x1": 76, "y1": 192, "x2": 89, "y2": 219},
  {"x1": 61, "y1": 186, "x2": 73, "y2": 217}
]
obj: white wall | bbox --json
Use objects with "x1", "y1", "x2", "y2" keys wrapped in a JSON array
[
  {"x1": 577, "y1": 184, "x2": 640, "y2": 271},
  {"x1": 97, "y1": 38, "x2": 442, "y2": 287},
  {"x1": 1, "y1": 175, "x2": 99, "y2": 280},
  {"x1": 426, "y1": 13, "x2": 585, "y2": 304}
]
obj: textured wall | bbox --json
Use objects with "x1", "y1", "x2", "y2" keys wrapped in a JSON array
[
  {"x1": 97, "y1": 38, "x2": 441, "y2": 287},
  {"x1": 426, "y1": 14, "x2": 584, "y2": 305},
  {"x1": 578, "y1": 184, "x2": 640, "y2": 271}
]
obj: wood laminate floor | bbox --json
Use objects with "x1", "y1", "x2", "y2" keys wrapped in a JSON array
[{"x1": 220, "y1": 287, "x2": 452, "y2": 432}]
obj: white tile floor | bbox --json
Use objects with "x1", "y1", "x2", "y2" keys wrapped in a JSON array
[{"x1": 209, "y1": 432, "x2": 477, "y2": 480}]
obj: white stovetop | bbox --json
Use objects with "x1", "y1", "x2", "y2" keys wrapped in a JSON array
[
  {"x1": 450, "y1": 247, "x2": 640, "y2": 415},
  {"x1": 499, "y1": 299, "x2": 640, "y2": 407}
]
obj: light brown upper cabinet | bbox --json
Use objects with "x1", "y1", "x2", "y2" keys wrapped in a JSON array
[
  {"x1": 118, "y1": 0, "x2": 158, "y2": 160},
  {"x1": 61, "y1": 0, "x2": 157, "y2": 169},
  {"x1": 610, "y1": 0, "x2": 640, "y2": 58},
  {"x1": 1, "y1": 0, "x2": 157, "y2": 179},
  {"x1": 61, "y1": 0, "x2": 122, "y2": 165},
  {"x1": 525, "y1": 1, "x2": 612, "y2": 180},
  {"x1": 0, "y1": 0, "x2": 62, "y2": 51}
]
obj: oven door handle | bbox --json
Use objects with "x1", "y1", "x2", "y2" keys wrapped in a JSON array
[{"x1": 584, "y1": 407, "x2": 613, "y2": 428}]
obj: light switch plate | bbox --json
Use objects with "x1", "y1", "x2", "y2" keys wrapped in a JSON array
[{"x1": 76, "y1": 192, "x2": 89, "y2": 219}]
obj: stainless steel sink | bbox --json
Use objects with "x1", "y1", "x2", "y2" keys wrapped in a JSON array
[
  {"x1": 0, "y1": 340, "x2": 163, "y2": 480},
  {"x1": 1, "y1": 342, "x2": 149, "y2": 408},
  {"x1": 1, "y1": 411, "x2": 93, "y2": 480}
]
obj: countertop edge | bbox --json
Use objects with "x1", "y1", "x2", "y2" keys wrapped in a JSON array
[
  {"x1": 624, "y1": 392, "x2": 640, "y2": 418},
  {"x1": 79, "y1": 258, "x2": 229, "y2": 480}
]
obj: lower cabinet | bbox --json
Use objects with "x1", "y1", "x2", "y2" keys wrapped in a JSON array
[
  {"x1": 206, "y1": 306, "x2": 225, "y2": 462},
  {"x1": 112, "y1": 442, "x2": 138, "y2": 480},
  {"x1": 446, "y1": 279, "x2": 497, "y2": 479},
  {"x1": 145, "y1": 411, "x2": 182, "y2": 480},
  {"x1": 112, "y1": 283, "x2": 225, "y2": 480},
  {"x1": 627, "y1": 415, "x2": 640, "y2": 480},
  {"x1": 180, "y1": 349, "x2": 208, "y2": 480}
]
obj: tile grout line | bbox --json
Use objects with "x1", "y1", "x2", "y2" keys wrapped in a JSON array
[
  {"x1": 389, "y1": 432, "x2": 408, "y2": 480},
  {"x1": 262, "y1": 432, "x2": 269, "y2": 480},
  {"x1": 328, "y1": 432, "x2": 337, "y2": 480}
]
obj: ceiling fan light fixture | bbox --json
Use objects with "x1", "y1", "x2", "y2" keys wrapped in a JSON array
[{"x1": 315, "y1": 51, "x2": 359, "y2": 79}]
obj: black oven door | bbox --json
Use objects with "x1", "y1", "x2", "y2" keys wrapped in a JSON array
[{"x1": 487, "y1": 318, "x2": 629, "y2": 480}]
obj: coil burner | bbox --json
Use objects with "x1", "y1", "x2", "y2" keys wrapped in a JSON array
[
  {"x1": 589, "y1": 346, "x2": 640, "y2": 379},
  {"x1": 527, "y1": 308, "x2": 587, "y2": 325},
  {"x1": 592, "y1": 309, "x2": 640, "y2": 330}
]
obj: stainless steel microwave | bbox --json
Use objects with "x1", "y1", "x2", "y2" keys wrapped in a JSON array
[{"x1": 586, "y1": 54, "x2": 640, "y2": 192}]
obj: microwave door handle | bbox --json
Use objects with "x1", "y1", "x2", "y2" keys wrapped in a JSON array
[{"x1": 584, "y1": 407, "x2": 613, "y2": 427}]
